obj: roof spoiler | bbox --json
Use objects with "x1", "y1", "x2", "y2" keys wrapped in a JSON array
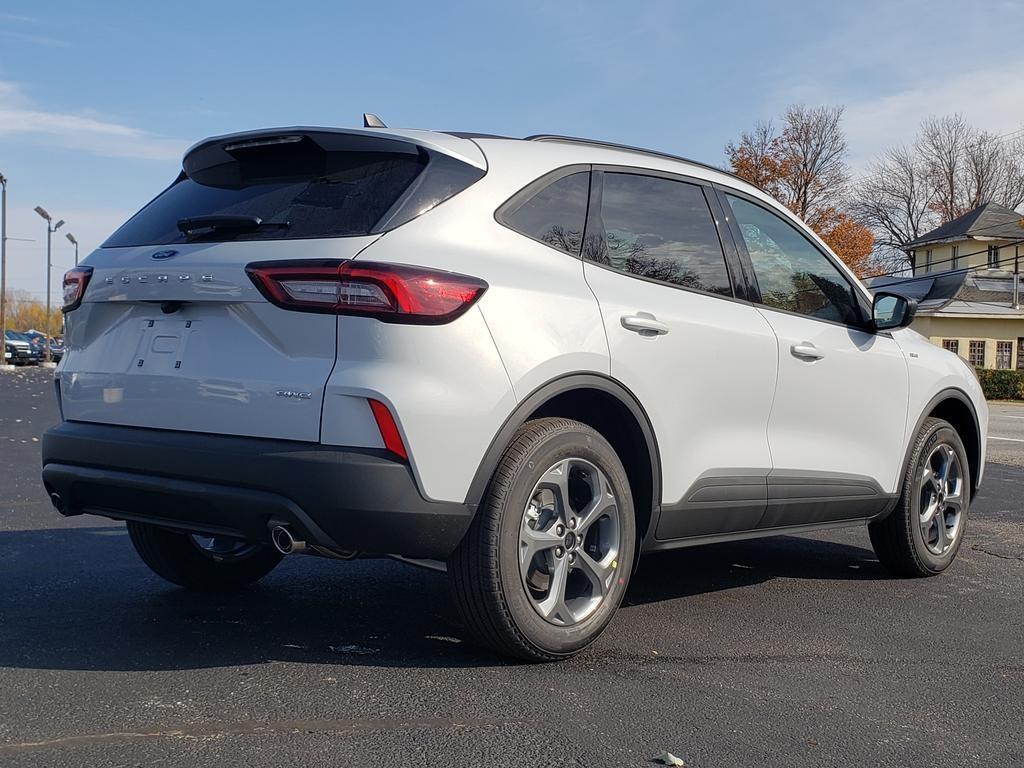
[{"x1": 183, "y1": 126, "x2": 486, "y2": 177}]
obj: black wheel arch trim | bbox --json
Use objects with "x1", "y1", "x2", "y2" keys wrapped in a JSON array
[
  {"x1": 463, "y1": 373, "x2": 663, "y2": 533},
  {"x1": 879, "y1": 387, "x2": 982, "y2": 522}
]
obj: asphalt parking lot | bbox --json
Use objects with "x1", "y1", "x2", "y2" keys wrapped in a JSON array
[{"x1": 1, "y1": 366, "x2": 1022, "y2": 768}]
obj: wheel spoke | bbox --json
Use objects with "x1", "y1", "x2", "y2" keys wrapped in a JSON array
[
  {"x1": 939, "y1": 447, "x2": 955, "y2": 487},
  {"x1": 577, "y1": 478, "x2": 616, "y2": 535},
  {"x1": 538, "y1": 460, "x2": 573, "y2": 521},
  {"x1": 520, "y1": 522, "x2": 563, "y2": 565},
  {"x1": 933, "y1": 510, "x2": 949, "y2": 552},
  {"x1": 536, "y1": 555, "x2": 572, "y2": 623},
  {"x1": 575, "y1": 550, "x2": 615, "y2": 596}
]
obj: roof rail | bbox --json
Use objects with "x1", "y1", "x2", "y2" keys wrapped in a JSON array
[{"x1": 524, "y1": 134, "x2": 757, "y2": 189}]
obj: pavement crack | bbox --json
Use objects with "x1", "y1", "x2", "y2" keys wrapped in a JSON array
[
  {"x1": 0, "y1": 718, "x2": 519, "y2": 755},
  {"x1": 971, "y1": 544, "x2": 1024, "y2": 561}
]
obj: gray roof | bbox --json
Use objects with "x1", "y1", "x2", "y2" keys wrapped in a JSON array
[
  {"x1": 905, "y1": 202, "x2": 1024, "y2": 249},
  {"x1": 867, "y1": 271, "x2": 1024, "y2": 317}
]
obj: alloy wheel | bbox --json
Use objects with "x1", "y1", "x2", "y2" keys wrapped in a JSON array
[
  {"x1": 917, "y1": 443, "x2": 965, "y2": 556},
  {"x1": 518, "y1": 458, "x2": 621, "y2": 626}
]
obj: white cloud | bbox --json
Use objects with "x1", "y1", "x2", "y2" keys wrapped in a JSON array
[
  {"x1": 0, "y1": 80, "x2": 187, "y2": 162},
  {"x1": 841, "y1": 66, "x2": 1024, "y2": 172}
]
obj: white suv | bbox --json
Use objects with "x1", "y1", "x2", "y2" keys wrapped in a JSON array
[{"x1": 42, "y1": 124, "x2": 987, "y2": 660}]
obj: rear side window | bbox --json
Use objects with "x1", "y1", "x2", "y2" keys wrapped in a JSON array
[
  {"x1": 499, "y1": 172, "x2": 590, "y2": 256},
  {"x1": 103, "y1": 134, "x2": 483, "y2": 247},
  {"x1": 589, "y1": 173, "x2": 732, "y2": 296},
  {"x1": 727, "y1": 195, "x2": 862, "y2": 326}
]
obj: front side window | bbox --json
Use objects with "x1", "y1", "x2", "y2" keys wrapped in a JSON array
[
  {"x1": 500, "y1": 171, "x2": 590, "y2": 256},
  {"x1": 969, "y1": 340, "x2": 986, "y2": 367},
  {"x1": 996, "y1": 340, "x2": 1013, "y2": 369},
  {"x1": 588, "y1": 173, "x2": 732, "y2": 296},
  {"x1": 942, "y1": 339, "x2": 960, "y2": 355},
  {"x1": 727, "y1": 195, "x2": 863, "y2": 326}
]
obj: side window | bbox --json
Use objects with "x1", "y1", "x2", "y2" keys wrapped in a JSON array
[
  {"x1": 589, "y1": 173, "x2": 732, "y2": 296},
  {"x1": 500, "y1": 171, "x2": 590, "y2": 256},
  {"x1": 727, "y1": 195, "x2": 863, "y2": 326}
]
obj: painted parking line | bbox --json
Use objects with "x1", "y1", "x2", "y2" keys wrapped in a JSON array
[{"x1": 989, "y1": 436, "x2": 1024, "y2": 442}]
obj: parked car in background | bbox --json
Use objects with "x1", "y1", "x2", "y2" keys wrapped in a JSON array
[
  {"x1": 42, "y1": 124, "x2": 988, "y2": 661},
  {"x1": 4, "y1": 331, "x2": 37, "y2": 365},
  {"x1": 22, "y1": 331, "x2": 63, "y2": 362}
]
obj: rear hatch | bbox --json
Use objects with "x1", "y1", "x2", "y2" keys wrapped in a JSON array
[{"x1": 60, "y1": 127, "x2": 485, "y2": 442}]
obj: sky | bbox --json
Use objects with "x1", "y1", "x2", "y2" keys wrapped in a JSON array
[{"x1": 2, "y1": 0, "x2": 1024, "y2": 303}]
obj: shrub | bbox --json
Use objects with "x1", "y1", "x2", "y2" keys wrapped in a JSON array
[{"x1": 976, "y1": 369, "x2": 1024, "y2": 401}]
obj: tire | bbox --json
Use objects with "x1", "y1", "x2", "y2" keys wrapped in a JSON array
[
  {"x1": 869, "y1": 417, "x2": 971, "y2": 577},
  {"x1": 127, "y1": 521, "x2": 283, "y2": 591},
  {"x1": 449, "y1": 417, "x2": 636, "y2": 661}
]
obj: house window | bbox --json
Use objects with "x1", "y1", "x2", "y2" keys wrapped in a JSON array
[
  {"x1": 968, "y1": 340, "x2": 986, "y2": 367},
  {"x1": 951, "y1": 245, "x2": 959, "y2": 270},
  {"x1": 996, "y1": 341, "x2": 1013, "y2": 370},
  {"x1": 925, "y1": 249, "x2": 933, "y2": 272},
  {"x1": 988, "y1": 245, "x2": 1000, "y2": 268},
  {"x1": 942, "y1": 339, "x2": 960, "y2": 355}
]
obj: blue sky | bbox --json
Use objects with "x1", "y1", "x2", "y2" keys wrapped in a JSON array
[{"x1": 2, "y1": 0, "x2": 1023, "y2": 301}]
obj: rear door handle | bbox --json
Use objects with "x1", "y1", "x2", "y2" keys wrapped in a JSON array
[
  {"x1": 621, "y1": 313, "x2": 669, "y2": 336},
  {"x1": 790, "y1": 342, "x2": 824, "y2": 360}
]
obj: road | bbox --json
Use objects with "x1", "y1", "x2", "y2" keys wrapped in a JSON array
[
  {"x1": 1, "y1": 366, "x2": 1022, "y2": 767},
  {"x1": 989, "y1": 401, "x2": 1024, "y2": 466}
]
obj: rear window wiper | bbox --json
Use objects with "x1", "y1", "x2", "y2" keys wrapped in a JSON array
[{"x1": 176, "y1": 215, "x2": 290, "y2": 238}]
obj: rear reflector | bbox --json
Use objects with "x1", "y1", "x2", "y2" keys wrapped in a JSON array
[
  {"x1": 62, "y1": 266, "x2": 93, "y2": 312},
  {"x1": 246, "y1": 260, "x2": 487, "y2": 324},
  {"x1": 368, "y1": 398, "x2": 408, "y2": 460}
]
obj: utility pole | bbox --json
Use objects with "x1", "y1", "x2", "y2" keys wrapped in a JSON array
[
  {"x1": 33, "y1": 206, "x2": 64, "y2": 363},
  {"x1": 0, "y1": 172, "x2": 7, "y2": 362}
]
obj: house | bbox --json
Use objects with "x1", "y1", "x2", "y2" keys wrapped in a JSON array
[{"x1": 868, "y1": 202, "x2": 1024, "y2": 370}]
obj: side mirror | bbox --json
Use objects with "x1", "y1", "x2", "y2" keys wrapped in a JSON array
[{"x1": 872, "y1": 292, "x2": 917, "y2": 331}]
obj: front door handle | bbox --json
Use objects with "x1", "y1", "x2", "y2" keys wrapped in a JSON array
[
  {"x1": 621, "y1": 313, "x2": 669, "y2": 336},
  {"x1": 791, "y1": 341, "x2": 824, "y2": 360}
]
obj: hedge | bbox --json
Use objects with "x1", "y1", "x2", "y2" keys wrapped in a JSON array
[{"x1": 976, "y1": 368, "x2": 1024, "y2": 401}]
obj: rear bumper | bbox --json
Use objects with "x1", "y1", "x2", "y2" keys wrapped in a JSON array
[{"x1": 41, "y1": 421, "x2": 475, "y2": 559}]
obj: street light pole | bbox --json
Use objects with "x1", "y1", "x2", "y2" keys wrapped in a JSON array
[
  {"x1": 0, "y1": 172, "x2": 7, "y2": 362},
  {"x1": 66, "y1": 232, "x2": 79, "y2": 266},
  {"x1": 33, "y1": 206, "x2": 64, "y2": 363}
]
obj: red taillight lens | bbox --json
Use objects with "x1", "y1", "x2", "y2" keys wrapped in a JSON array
[
  {"x1": 368, "y1": 398, "x2": 408, "y2": 460},
  {"x1": 245, "y1": 260, "x2": 487, "y2": 324},
  {"x1": 62, "y1": 266, "x2": 93, "y2": 312}
]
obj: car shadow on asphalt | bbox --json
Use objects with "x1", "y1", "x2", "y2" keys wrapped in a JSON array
[{"x1": 0, "y1": 525, "x2": 883, "y2": 672}]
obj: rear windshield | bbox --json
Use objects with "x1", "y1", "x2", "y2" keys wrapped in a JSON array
[{"x1": 103, "y1": 134, "x2": 484, "y2": 247}]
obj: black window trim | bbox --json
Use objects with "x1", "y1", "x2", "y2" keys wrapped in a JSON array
[
  {"x1": 493, "y1": 164, "x2": 592, "y2": 258},
  {"x1": 581, "y1": 164, "x2": 747, "y2": 303},
  {"x1": 714, "y1": 185, "x2": 877, "y2": 333}
]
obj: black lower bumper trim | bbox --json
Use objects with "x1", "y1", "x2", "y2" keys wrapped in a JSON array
[{"x1": 41, "y1": 421, "x2": 475, "y2": 559}]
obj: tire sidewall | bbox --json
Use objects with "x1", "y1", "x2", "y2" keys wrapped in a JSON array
[
  {"x1": 494, "y1": 427, "x2": 635, "y2": 657},
  {"x1": 906, "y1": 422, "x2": 970, "y2": 573}
]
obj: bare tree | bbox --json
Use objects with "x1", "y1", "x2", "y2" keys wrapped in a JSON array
[
  {"x1": 850, "y1": 146, "x2": 933, "y2": 270},
  {"x1": 779, "y1": 105, "x2": 849, "y2": 222},
  {"x1": 917, "y1": 114, "x2": 973, "y2": 221}
]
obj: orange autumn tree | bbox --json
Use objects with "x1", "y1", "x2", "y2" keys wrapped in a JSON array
[{"x1": 725, "y1": 106, "x2": 877, "y2": 277}]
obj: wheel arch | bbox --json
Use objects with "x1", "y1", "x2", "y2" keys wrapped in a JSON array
[
  {"x1": 903, "y1": 388, "x2": 982, "y2": 499},
  {"x1": 464, "y1": 374, "x2": 662, "y2": 545}
]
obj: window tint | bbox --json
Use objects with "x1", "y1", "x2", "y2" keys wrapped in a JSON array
[
  {"x1": 727, "y1": 195, "x2": 862, "y2": 325},
  {"x1": 590, "y1": 173, "x2": 731, "y2": 295},
  {"x1": 104, "y1": 144, "x2": 483, "y2": 247},
  {"x1": 501, "y1": 172, "x2": 589, "y2": 256}
]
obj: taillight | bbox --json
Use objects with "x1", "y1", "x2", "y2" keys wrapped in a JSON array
[
  {"x1": 62, "y1": 266, "x2": 93, "y2": 312},
  {"x1": 368, "y1": 398, "x2": 408, "y2": 460},
  {"x1": 246, "y1": 260, "x2": 487, "y2": 324}
]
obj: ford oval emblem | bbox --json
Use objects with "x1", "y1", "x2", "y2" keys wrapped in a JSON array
[{"x1": 151, "y1": 249, "x2": 179, "y2": 260}]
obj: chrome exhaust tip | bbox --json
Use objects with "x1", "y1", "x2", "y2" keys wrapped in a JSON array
[
  {"x1": 270, "y1": 525, "x2": 306, "y2": 555},
  {"x1": 49, "y1": 492, "x2": 65, "y2": 514}
]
